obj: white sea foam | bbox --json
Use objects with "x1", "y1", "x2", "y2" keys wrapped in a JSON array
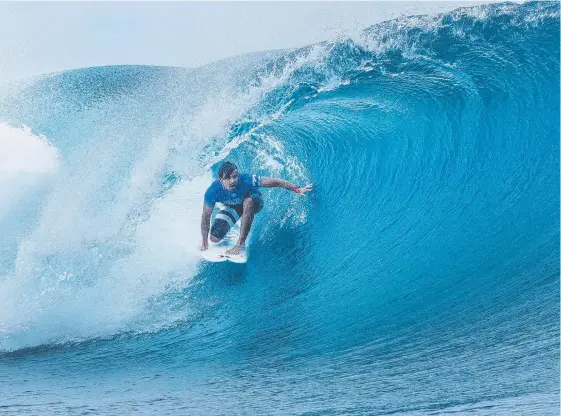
[
  {"x1": 0, "y1": 123, "x2": 59, "y2": 176},
  {"x1": 0, "y1": 123, "x2": 60, "y2": 219}
]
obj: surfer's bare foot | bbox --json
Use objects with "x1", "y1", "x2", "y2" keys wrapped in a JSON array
[{"x1": 226, "y1": 244, "x2": 243, "y2": 256}]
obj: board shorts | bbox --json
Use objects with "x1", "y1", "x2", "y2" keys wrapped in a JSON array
[{"x1": 210, "y1": 192, "x2": 264, "y2": 240}]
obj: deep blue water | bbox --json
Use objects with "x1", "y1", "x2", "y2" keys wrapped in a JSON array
[{"x1": 0, "y1": 2, "x2": 559, "y2": 414}]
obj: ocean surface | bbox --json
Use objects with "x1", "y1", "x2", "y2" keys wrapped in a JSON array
[{"x1": 0, "y1": 2, "x2": 559, "y2": 414}]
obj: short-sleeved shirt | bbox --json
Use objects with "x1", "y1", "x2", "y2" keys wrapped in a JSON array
[{"x1": 204, "y1": 173, "x2": 262, "y2": 206}]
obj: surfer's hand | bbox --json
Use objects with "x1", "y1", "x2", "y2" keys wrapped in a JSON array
[
  {"x1": 200, "y1": 242, "x2": 209, "y2": 251},
  {"x1": 296, "y1": 184, "x2": 313, "y2": 195}
]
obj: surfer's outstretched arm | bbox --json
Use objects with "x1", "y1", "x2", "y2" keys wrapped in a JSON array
[
  {"x1": 200, "y1": 203, "x2": 214, "y2": 251},
  {"x1": 259, "y1": 177, "x2": 313, "y2": 195}
]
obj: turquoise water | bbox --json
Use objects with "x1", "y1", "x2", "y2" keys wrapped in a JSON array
[{"x1": 0, "y1": 2, "x2": 559, "y2": 414}]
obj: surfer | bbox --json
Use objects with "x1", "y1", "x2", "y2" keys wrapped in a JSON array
[{"x1": 200, "y1": 161, "x2": 313, "y2": 256}]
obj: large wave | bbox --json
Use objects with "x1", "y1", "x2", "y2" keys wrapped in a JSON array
[{"x1": 0, "y1": 2, "x2": 558, "y2": 414}]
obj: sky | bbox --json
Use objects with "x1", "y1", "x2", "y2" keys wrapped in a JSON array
[{"x1": 0, "y1": 1, "x2": 506, "y2": 85}]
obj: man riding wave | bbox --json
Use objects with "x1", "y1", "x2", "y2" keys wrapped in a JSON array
[{"x1": 200, "y1": 161, "x2": 313, "y2": 256}]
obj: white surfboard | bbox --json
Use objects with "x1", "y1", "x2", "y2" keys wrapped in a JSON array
[
  {"x1": 201, "y1": 246, "x2": 247, "y2": 264},
  {"x1": 200, "y1": 225, "x2": 248, "y2": 264}
]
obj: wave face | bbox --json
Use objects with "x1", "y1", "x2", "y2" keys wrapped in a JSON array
[{"x1": 0, "y1": 2, "x2": 558, "y2": 414}]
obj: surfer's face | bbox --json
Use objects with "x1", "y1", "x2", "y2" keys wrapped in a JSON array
[{"x1": 220, "y1": 169, "x2": 239, "y2": 191}]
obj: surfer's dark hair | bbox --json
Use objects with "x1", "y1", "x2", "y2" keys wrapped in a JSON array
[{"x1": 218, "y1": 161, "x2": 238, "y2": 179}]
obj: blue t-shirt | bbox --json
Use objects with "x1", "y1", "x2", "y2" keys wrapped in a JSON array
[{"x1": 204, "y1": 173, "x2": 262, "y2": 206}]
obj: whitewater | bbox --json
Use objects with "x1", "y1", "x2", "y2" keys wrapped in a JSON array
[{"x1": 0, "y1": 2, "x2": 558, "y2": 414}]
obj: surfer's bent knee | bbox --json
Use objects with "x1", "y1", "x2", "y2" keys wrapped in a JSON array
[
  {"x1": 210, "y1": 204, "x2": 243, "y2": 241},
  {"x1": 245, "y1": 194, "x2": 264, "y2": 215},
  {"x1": 209, "y1": 196, "x2": 263, "y2": 241},
  {"x1": 243, "y1": 197, "x2": 254, "y2": 212}
]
